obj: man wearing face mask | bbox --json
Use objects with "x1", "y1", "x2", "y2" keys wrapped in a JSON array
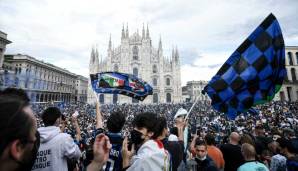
[
  {"x1": 0, "y1": 95, "x2": 40, "y2": 171},
  {"x1": 122, "y1": 112, "x2": 170, "y2": 171},
  {"x1": 31, "y1": 107, "x2": 81, "y2": 171},
  {"x1": 188, "y1": 139, "x2": 218, "y2": 171}
]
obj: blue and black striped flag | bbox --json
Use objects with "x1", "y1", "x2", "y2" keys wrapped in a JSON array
[
  {"x1": 203, "y1": 13, "x2": 286, "y2": 119},
  {"x1": 90, "y1": 72, "x2": 153, "y2": 101}
]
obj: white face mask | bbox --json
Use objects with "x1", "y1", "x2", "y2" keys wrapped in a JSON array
[{"x1": 196, "y1": 155, "x2": 207, "y2": 161}]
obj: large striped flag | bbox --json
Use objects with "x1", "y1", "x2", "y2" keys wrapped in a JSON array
[{"x1": 203, "y1": 14, "x2": 286, "y2": 119}]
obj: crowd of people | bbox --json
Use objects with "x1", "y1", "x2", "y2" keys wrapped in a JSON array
[{"x1": 1, "y1": 87, "x2": 298, "y2": 171}]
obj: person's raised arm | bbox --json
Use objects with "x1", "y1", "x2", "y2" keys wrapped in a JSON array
[
  {"x1": 95, "y1": 95, "x2": 103, "y2": 129},
  {"x1": 71, "y1": 115, "x2": 81, "y2": 141}
]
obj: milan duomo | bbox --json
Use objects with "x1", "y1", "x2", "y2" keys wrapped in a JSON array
[{"x1": 88, "y1": 24, "x2": 182, "y2": 104}]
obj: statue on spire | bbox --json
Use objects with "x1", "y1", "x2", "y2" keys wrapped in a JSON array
[
  {"x1": 142, "y1": 23, "x2": 145, "y2": 39},
  {"x1": 108, "y1": 34, "x2": 112, "y2": 50},
  {"x1": 126, "y1": 23, "x2": 129, "y2": 38},
  {"x1": 121, "y1": 24, "x2": 125, "y2": 40}
]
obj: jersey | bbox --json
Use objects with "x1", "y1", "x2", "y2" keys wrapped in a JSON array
[{"x1": 102, "y1": 132, "x2": 123, "y2": 171}]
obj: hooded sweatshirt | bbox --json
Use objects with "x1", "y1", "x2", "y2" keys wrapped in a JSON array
[
  {"x1": 127, "y1": 139, "x2": 170, "y2": 171},
  {"x1": 32, "y1": 126, "x2": 81, "y2": 171}
]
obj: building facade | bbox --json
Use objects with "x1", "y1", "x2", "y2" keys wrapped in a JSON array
[
  {"x1": 1, "y1": 54, "x2": 77, "y2": 103},
  {"x1": 75, "y1": 75, "x2": 88, "y2": 103},
  {"x1": 0, "y1": 30, "x2": 11, "y2": 69},
  {"x1": 185, "y1": 80, "x2": 210, "y2": 102},
  {"x1": 88, "y1": 24, "x2": 182, "y2": 104},
  {"x1": 274, "y1": 46, "x2": 298, "y2": 101}
]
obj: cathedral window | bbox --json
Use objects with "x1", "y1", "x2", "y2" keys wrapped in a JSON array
[
  {"x1": 133, "y1": 46, "x2": 139, "y2": 60},
  {"x1": 153, "y1": 65, "x2": 157, "y2": 73},
  {"x1": 153, "y1": 78, "x2": 157, "y2": 86},
  {"x1": 288, "y1": 52, "x2": 293, "y2": 65},
  {"x1": 166, "y1": 78, "x2": 170, "y2": 86},
  {"x1": 153, "y1": 93, "x2": 158, "y2": 103},
  {"x1": 113, "y1": 94, "x2": 118, "y2": 104},
  {"x1": 133, "y1": 68, "x2": 138, "y2": 77},
  {"x1": 100, "y1": 94, "x2": 105, "y2": 104},
  {"x1": 114, "y1": 65, "x2": 119, "y2": 72},
  {"x1": 166, "y1": 93, "x2": 171, "y2": 103}
]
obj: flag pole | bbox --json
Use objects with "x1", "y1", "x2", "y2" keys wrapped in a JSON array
[{"x1": 185, "y1": 98, "x2": 199, "y2": 120}]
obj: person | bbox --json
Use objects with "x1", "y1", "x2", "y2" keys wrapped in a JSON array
[
  {"x1": 154, "y1": 116, "x2": 184, "y2": 171},
  {"x1": 95, "y1": 101, "x2": 126, "y2": 171},
  {"x1": 237, "y1": 143, "x2": 269, "y2": 171},
  {"x1": 220, "y1": 132, "x2": 244, "y2": 171},
  {"x1": 0, "y1": 95, "x2": 40, "y2": 171},
  {"x1": 268, "y1": 140, "x2": 287, "y2": 171},
  {"x1": 122, "y1": 112, "x2": 170, "y2": 171},
  {"x1": 32, "y1": 107, "x2": 81, "y2": 171},
  {"x1": 188, "y1": 139, "x2": 218, "y2": 171},
  {"x1": 205, "y1": 133, "x2": 225, "y2": 170},
  {"x1": 278, "y1": 138, "x2": 298, "y2": 171}
]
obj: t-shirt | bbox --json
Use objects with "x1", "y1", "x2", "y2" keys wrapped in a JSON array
[
  {"x1": 220, "y1": 143, "x2": 244, "y2": 171},
  {"x1": 237, "y1": 161, "x2": 269, "y2": 171},
  {"x1": 102, "y1": 132, "x2": 123, "y2": 171}
]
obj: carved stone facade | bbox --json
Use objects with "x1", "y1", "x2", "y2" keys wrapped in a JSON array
[{"x1": 88, "y1": 25, "x2": 182, "y2": 104}]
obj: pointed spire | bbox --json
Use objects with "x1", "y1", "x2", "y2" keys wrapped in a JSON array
[
  {"x1": 175, "y1": 46, "x2": 180, "y2": 63},
  {"x1": 121, "y1": 24, "x2": 125, "y2": 40},
  {"x1": 172, "y1": 46, "x2": 175, "y2": 58},
  {"x1": 108, "y1": 34, "x2": 112, "y2": 50},
  {"x1": 158, "y1": 36, "x2": 162, "y2": 50},
  {"x1": 90, "y1": 46, "x2": 95, "y2": 64},
  {"x1": 142, "y1": 23, "x2": 145, "y2": 38},
  {"x1": 126, "y1": 23, "x2": 129, "y2": 38},
  {"x1": 146, "y1": 24, "x2": 150, "y2": 39}
]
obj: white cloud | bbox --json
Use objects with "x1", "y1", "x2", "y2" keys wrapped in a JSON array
[{"x1": 0, "y1": 0, "x2": 297, "y2": 86}]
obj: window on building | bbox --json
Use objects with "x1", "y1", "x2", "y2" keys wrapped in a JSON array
[
  {"x1": 166, "y1": 78, "x2": 170, "y2": 86},
  {"x1": 153, "y1": 93, "x2": 158, "y2": 103},
  {"x1": 99, "y1": 94, "x2": 104, "y2": 104},
  {"x1": 113, "y1": 94, "x2": 118, "y2": 104},
  {"x1": 288, "y1": 52, "x2": 293, "y2": 65},
  {"x1": 291, "y1": 68, "x2": 296, "y2": 81},
  {"x1": 286, "y1": 87, "x2": 292, "y2": 102},
  {"x1": 133, "y1": 68, "x2": 138, "y2": 77},
  {"x1": 132, "y1": 98, "x2": 139, "y2": 103},
  {"x1": 153, "y1": 65, "x2": 157, "y2": 73},
  {"x1": 153, "y1": 78, "x2": 157, "y2": 86},
  {"x1": 296, "y1": 52, "x2": 298, "y2": 65},
  {"x1": 133, "y1": 46, "x2": 139, "y2": 60},
  {"x1": 166, "y1": 93, "x2": 171, "y2": 103},
  {"x1": 114, "y1": 64, "x2": 119, "y2": 72}
]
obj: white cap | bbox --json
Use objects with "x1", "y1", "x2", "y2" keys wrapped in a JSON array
[{"x1": 174, "y1": 108, "x2": 187, "y2": 119}]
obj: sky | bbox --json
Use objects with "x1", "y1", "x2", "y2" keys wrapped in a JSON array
[{"x1": 0, "y1": 0, "x2": 297, "y2": 86}]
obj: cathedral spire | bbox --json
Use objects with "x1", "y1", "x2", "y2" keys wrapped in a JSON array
[
  {"x1": 121, "y1": 24, "x2": 125, "y2": 40},
  {"x1": 146, "y1": 24, "x2": 150, "y2": 39},
  {"x1": 108, "y1": 34, "x2": 112, "y2": 50},
  {"x1": 142, "y1": 23, "x2": 145, "y2": 39},
  {"x1": 175, "y1": 46, "x2": 180, "y2": 63},
  {"x1": 90, "y1": 46, "x2": 95, "y2": 65},
  {"x1": 158, "y1": 36, "x2": 162, "y2": 50},
  {"x1": 126, "y1": 23, "x2": 129, "y2": 38}
]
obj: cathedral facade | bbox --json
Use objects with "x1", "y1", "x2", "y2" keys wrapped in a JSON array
[{"x1": 88, "y1": 25, "x2": 182, "y2": 104}]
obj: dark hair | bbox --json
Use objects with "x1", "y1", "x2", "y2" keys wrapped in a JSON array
[
  {"x1": 152, "y1": 116, "x2": 167, "y2": 139},
  {"x1": 107, "y1": 112, "x2": 125, "y2": 133},
  {"x1": 0, "y1": 95, "x2": 33, "y2": 156},
  {"x1": 205, "y1": 133, "x2": 215, "y2": 145},
  {"x1": 42, "y1": 107, "x2": 62, "y2": 126},
  {"x1": 0, "y1": 88, "x2": 30, "y2": 105},
  {"x1": 277, "y1": 138, "x2": 297, "y2": 154},
  {"x1": 133, "y1": 112, "x2": 157, "y2": 133},
  {"x1": 195, "y1": 139, "x2": 207, "y2": 147}
]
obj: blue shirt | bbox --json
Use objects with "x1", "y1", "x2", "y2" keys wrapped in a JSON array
[{"x1": 237, "y1": 161, "x2": 269, "y2": 171}]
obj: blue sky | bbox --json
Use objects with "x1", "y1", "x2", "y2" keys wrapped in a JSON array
[{"x1": 0, "y1": 0, "x2": 297, "y2": 85}]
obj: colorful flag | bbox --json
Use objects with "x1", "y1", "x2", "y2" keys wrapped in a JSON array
[
  {"x1": 90, "y1": 72, "x2": 153, "y2": 101},
  {"x1": 203, "y1": 14, "x2": 286, "y2": 119}
]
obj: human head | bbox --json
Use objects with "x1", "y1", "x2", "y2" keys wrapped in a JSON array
[
  {"x1": 131, "y1": 112, "x2": 157, "y2": 146},
  {"x1": 152, "y1": 116, "x2": 168, "y2": 140},
  {"x1": 229, "y1": 132, "x2": 240, "y2": 145},
  {"x1": 41, "y1": 107, "x2": 62, "y2": 127},
  {"x1": 255, "y1": 125, "x2": 265, "y2": 136},
  {"x1": 174, "y1": 108, "x2": 187, "y2": 124},
  {"x1": 241, "y1": 143, "x2": 256, "y2": 161},
  {"x1": 277, "y1": 138, "x2": 297, "y2": 158},
  {"x1": 205, "y1": 133, "x2": 215, "y2": 146},
  {"x1": 195, "y1": 139, "x2": 208, "y2": 160},
  {"x1": 0, "y1": 95, "x2": 39, "y2": 171},
  {"x1": 107, "y1": 111, "x2": 125, "y2": 133}
]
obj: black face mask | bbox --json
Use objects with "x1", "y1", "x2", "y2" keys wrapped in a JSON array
[
  {"x1": 14, "y1": 131, "x2": 40, "y2": 171},
  {"x1": 130, "y1": 130, "x2": 145, "y2": 146}
]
